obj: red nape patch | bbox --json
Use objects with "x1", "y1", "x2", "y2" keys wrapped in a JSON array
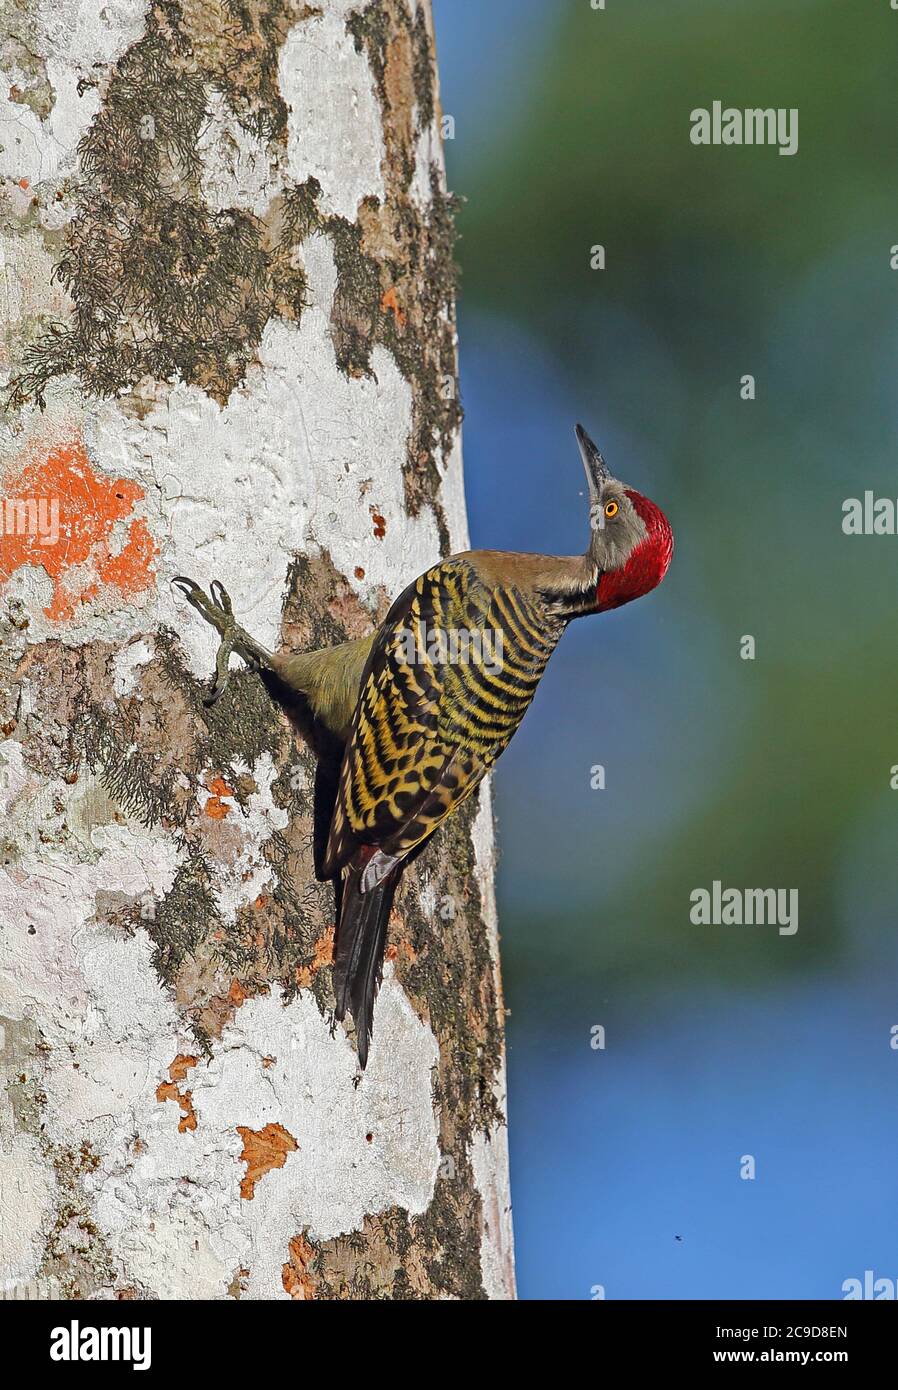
[{"x1": 595, "y1": 489, "x2": 673, "y2": 611}]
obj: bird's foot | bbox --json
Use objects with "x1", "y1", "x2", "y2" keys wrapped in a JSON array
[{"x1": 172, "y1": 577, "x2": 257, "y2": 705}]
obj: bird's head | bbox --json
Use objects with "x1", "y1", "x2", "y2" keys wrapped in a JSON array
[{"x1": 576, "y1": 423, "x2": 674, "y2": 612}]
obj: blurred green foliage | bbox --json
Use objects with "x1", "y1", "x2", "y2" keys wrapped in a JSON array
[
  {"x1": 460, "y1": 0, "x2": 898, "y2": 350},
  {"x1": 446, "y1": 0, "x2": 898, "y2": 1000}
]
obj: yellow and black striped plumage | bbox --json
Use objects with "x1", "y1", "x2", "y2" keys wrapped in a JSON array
[
  {"x1": 320, "y1": 554, "x2": 573, "y2": 1065},
  {"x1": 324, "y1": 557, "x2": 565, "y2": 878}
]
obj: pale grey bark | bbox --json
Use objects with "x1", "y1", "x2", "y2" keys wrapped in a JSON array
[{"x1": 0, "y1": 0, "x2": 513, "y2": 1301}]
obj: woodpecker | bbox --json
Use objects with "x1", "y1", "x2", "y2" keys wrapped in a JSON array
[{"x1": 174, "y1": 424, "x2": 673, "y2": 1067}]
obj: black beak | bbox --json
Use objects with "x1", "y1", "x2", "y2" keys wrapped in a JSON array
[{"x1": 575, "y1": 422, "x2": 609, "y2": 498}]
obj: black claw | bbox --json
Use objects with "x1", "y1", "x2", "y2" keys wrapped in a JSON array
[
  {"x1": 210, "y1": 580, "x2": 233, "y2": 615},
  {"x1": 171, "y1": 575, "x2": 233, "y2": 636},
  {"x1": 171, "y1": 576, "x2": 201, "y2": 601},
  {"x1": 172, "y1": 576, "x2": 215, "y2": 620}
]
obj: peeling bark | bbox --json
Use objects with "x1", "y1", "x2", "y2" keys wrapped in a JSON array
[{"x1": 0, "y1": 0, "x2": 514, "y2": 1301}]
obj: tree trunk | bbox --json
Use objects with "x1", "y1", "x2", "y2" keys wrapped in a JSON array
[{"x1": 0, "y1": 0, "x2": 514, "y2": 1301}]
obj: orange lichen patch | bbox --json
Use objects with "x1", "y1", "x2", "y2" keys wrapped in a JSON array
[
  {"x1": 18, "y1": 178, "x2": 29, "y2": 191},
  {"x1": 380, "y1": 285, "x2": 406, "y2": 327},
  {"x1": 168, "y1": 1053, "x2": 198, "y2": 1084},
  {"x1": 0, "y1": 435, "x2": 158, "y2": 621},
  {"x1": 386, "y1": 937, "x2": 417, "y2": 966},
  {"x1": 254, "y1": 893, "x2": 270, "y2": 911},
  {"x1": 229, "y1": 978, "x2": 248, "y2": 1007},
  {"x1": 181, "y1": 1103, "x2": 198, "y2": 1134},
  {"x1": 236, "y1": 1123, "x2": 298, "y2": 1200},
  {"x1": 370, "y1": 506, "x2": 387, "y2": 539},
  {"x1": 203, "y1": 773, "x2": 235, "y2": 819},
  {"x1": 281, "y1": 1233, "x2": 318, "y2": 1300},
  {"x1": 261, "y1": 1056, "x2": 276, "y2": 1070},
  {"x1": 354, "y1": 566, "x2": 365, "y2": 580},
  {"x1": 294, "y1": 926, "x2": 335, "y2": 989},
  {"x1": 156, "y1": 1079, "x2": 197, "y2": 1134}
]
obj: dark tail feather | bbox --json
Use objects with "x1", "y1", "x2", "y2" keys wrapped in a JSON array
[{"x1": 332, "y1": 856, "x2": 401, "y2": 1069}]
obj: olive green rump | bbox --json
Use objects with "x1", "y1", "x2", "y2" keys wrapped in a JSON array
[{"x1": 276, "y1": 634, "x2": 375, "y2": 743}]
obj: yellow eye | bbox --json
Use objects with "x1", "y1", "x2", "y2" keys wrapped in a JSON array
[{"x1": 604, "y1": 500, "x2": 619, "y2": 518}]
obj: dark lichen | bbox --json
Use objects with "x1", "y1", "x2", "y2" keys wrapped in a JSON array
[
  {"x1": 402, "y1": 793, "x2": 506, "y2": 1138},
  {"x1": 280, "y1": 170, "x2": 462, "y2": 542},
  {"x1": 145, "y1": 852, "x2": 223, "y2": 982},
  {"x1": 5, "y1": 1, "x2": 310, "y2": 411},
  {"x1": 184, "y1": 0, "x2": 321, "y2": 146},
  {"x1": 39, "y1": 1142, "x2": 128, "y2": 1300},
  {"x1": 299, "y1": 1170, "x2": 487, "y2": 1300},
  {"x1": 346, "y1": 2, "x2": 392, "y2": 107},
  {"x1": 411, "y1": 5, "x2": 436, "y2": 133}
]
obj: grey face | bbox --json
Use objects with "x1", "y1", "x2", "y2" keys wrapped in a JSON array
[
  {"x1": 575, "y1": 424, "x2": 646, "y2": 572},
  {"x1": 587, "y1": 477, "x2": 647, "y2": 572}
]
